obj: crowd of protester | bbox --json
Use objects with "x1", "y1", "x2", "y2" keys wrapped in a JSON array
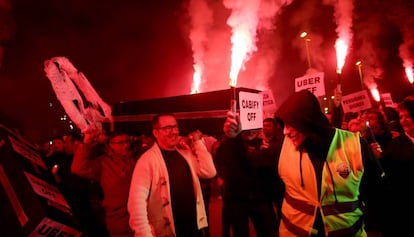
[{"x1": 6, "y1": 90, "x2": 413, "y2": 237}]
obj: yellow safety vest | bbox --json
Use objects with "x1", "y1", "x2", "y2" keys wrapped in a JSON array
[{"x1": 278, "y1": 129, "x2": 366, "y2": 237}]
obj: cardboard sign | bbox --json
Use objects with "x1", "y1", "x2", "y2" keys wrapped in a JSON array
[
  {"x1": 239, "y1": 91, "x2": 263, "y2": 130},
  {"x1": 261, "y1": 90, "x2": 277, "y2": 111},
  {"x1": 29, "y1": 217, "x2": 82, "y2": 237},
  {"x1": 9, "y1": 136, "x2": 47, "y2": 170},
  {"x1": 24, "y1": 172, "x2": 70, "y2": 209},
  {"x1": 261, "y1": 90, "x2": 277, "y2": 119},
  {"x1": 381, "y1": 93, "x2": 395, "y2": 108},
  {"x1": 295, "y1": 72, "x2": 325, "y2": 97},
  {"x1": 341, "y1": 90, "x2": 372, "y2": 113}
]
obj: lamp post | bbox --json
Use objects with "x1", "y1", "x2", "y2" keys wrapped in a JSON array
[
  {"x1": 300, "y1": 32, "x2": 312, "y2": 69},
  {"x1": 356, "y1": 61, "x2": 364, "y2": 90}
]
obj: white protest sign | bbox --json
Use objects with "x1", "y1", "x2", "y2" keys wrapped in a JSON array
[
  {"x1": 261, "y1": 90, "x2": 277, "y2": 118},
  {"x1": 29, "y1": 217, "x2": 82, "y2": 237},
  {"x1": 341, "y1": 90, "x2": 372, "y2": 113},
  {"x1": 381, "y1": 93, "x2": 395, "y2": 108},
  {"x1": 24, "y1": 172, "x2": 70, "y2": 209},
  {"x1": 295, "y1": 72, "x2": 325, "y2": 97},
  {"x1": 9, "y1": 136, "x2": 47, "y2": 169},
  {"x1": 239, "y1": 91, "x2": 263, "y2": 130}
]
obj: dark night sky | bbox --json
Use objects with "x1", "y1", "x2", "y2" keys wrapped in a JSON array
[{"x1": 0, "y1": 0, "x2": 413, "y2": 143}]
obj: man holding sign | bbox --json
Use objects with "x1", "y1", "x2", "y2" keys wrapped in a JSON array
[{"x1": 215, "y1": 107, "x2": 280, "y2": 237}]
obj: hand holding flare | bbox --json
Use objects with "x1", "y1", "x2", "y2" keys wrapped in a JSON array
[{"x1": 366, "y1": 121, "x2": 383, "y2": 157}]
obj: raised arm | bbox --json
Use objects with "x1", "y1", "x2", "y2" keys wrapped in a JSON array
[
  {"x1": 70, "y1": 131, "x2": 103, "y2": 180},
  {"x1": 188, "y1": 130, "x2": 217, "y2": 178}
]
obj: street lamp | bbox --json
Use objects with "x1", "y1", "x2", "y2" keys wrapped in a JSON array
[
  {"x1": 356, "y1": 61, "x2": 364, "y2": 90},
  {"x1": 300, "y1": 32, "x2": 312, "y2": 69}
]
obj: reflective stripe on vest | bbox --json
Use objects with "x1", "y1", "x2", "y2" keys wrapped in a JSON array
[
  {"x1": 328, "y1": 217, "x2": 363, "y2": 237},
  {"x1": 283, "y1": 192, "x2": 364, "y2": 236},
  {"x1": 282, "y1": 214, "x2": 364, "y2": 237},
  {"x1": 281, "y1": 212, "x2": 310, "y2": 236},
  {"x1": 284, "y1": 191, "x2": 315, "y2": 215},
  {"x1": 322, "y1": 200, "x2": 361, "y2": 216},
  {"x1": 285, "y1": 192, "x2": 361, "y2": 216}
]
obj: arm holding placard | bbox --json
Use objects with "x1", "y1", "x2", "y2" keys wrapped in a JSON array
[
  {"x1": 366, "y1": 121, "x2": 383, "y2": 158},
  {"x1": 331, "y1": 86, "x2": 345, "y2": 129}
]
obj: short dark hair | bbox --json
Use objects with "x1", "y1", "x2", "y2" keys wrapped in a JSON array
[
  {"x1": 64, "y1": 130, "x2": 83, "y2": 142},
  {"x1": 108, "y1": 131, "x2": 129, "y2": 141},
  {"x1": 398, "y1": 95, "x2": 414, "y2": 120},
  {"x1": 151, "y1": 113, "x2": 176, "y2": 129},
  {"x1": 263, "y1": 117, "x2": 277, "y2": 126},
  {"x1": 365, "y1": 109, "x2": 390, "y2": 133}
]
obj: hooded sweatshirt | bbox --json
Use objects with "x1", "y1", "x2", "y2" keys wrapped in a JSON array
[
  {"x1": 274, "y1": 90, "x2": 388, "y2": 237},
  {"x1": 276, "y1": 89, "x2": 335, "y2": 195}
]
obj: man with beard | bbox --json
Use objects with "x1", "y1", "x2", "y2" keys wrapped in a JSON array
[{"x1": 128, "y1": 113, "x2": 216, "y2": 237}]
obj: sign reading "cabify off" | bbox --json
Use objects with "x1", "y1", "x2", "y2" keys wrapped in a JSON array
[{"x1": 239, "y1": 91, "x2": 263, "y2": 131}]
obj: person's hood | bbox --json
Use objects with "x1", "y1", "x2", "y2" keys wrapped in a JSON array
[{"x1": 275, "y1": 90, "x2": 333, "y2": 144}]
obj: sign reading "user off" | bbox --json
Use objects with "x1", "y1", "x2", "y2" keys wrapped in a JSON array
[{"x1": 295, "y1": 72, "x2": 325, "y2": 97}]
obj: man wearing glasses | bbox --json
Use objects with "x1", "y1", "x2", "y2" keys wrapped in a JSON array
[
  {"x1": 128, "y1": 113, "x2": 217, "y2": 237},
  {"x1": 72, "y1": 131, "x2": 137, "y2": 237}
]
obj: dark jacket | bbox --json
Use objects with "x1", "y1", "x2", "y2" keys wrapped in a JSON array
[
  {"x1": 215, "y1": 135, "x2": 274, "y2": 202},
  {"x1": 380, "y1": 125, "x2": 414, "y2": 235}
]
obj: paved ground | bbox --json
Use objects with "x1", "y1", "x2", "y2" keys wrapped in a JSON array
[
  {"x1": 208, "y1": 196, "x2": 223, "y2": 237},
  {"x1": 207, "y1": 196, "x2": 257, "y2": 237}
]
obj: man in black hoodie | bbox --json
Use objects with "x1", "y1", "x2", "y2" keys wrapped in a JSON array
[
  {"x1": 223, "y1": 90, "x2": 390, "y2": 237},
  {"x1": 215, "y1": 128, "x2": 279, "y2": 237}
]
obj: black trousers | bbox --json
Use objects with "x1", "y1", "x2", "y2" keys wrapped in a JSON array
[{"x1": 222, "y1": 200, "x2": 277, "y2": 237}]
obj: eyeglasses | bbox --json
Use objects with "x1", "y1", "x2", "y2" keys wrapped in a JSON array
[
  {"x1": 156, "y1": 124, "x2": 179, "y2": 132},
  {"x1": 110, "y1": 140, "x2": 130, "y2": 145}
]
